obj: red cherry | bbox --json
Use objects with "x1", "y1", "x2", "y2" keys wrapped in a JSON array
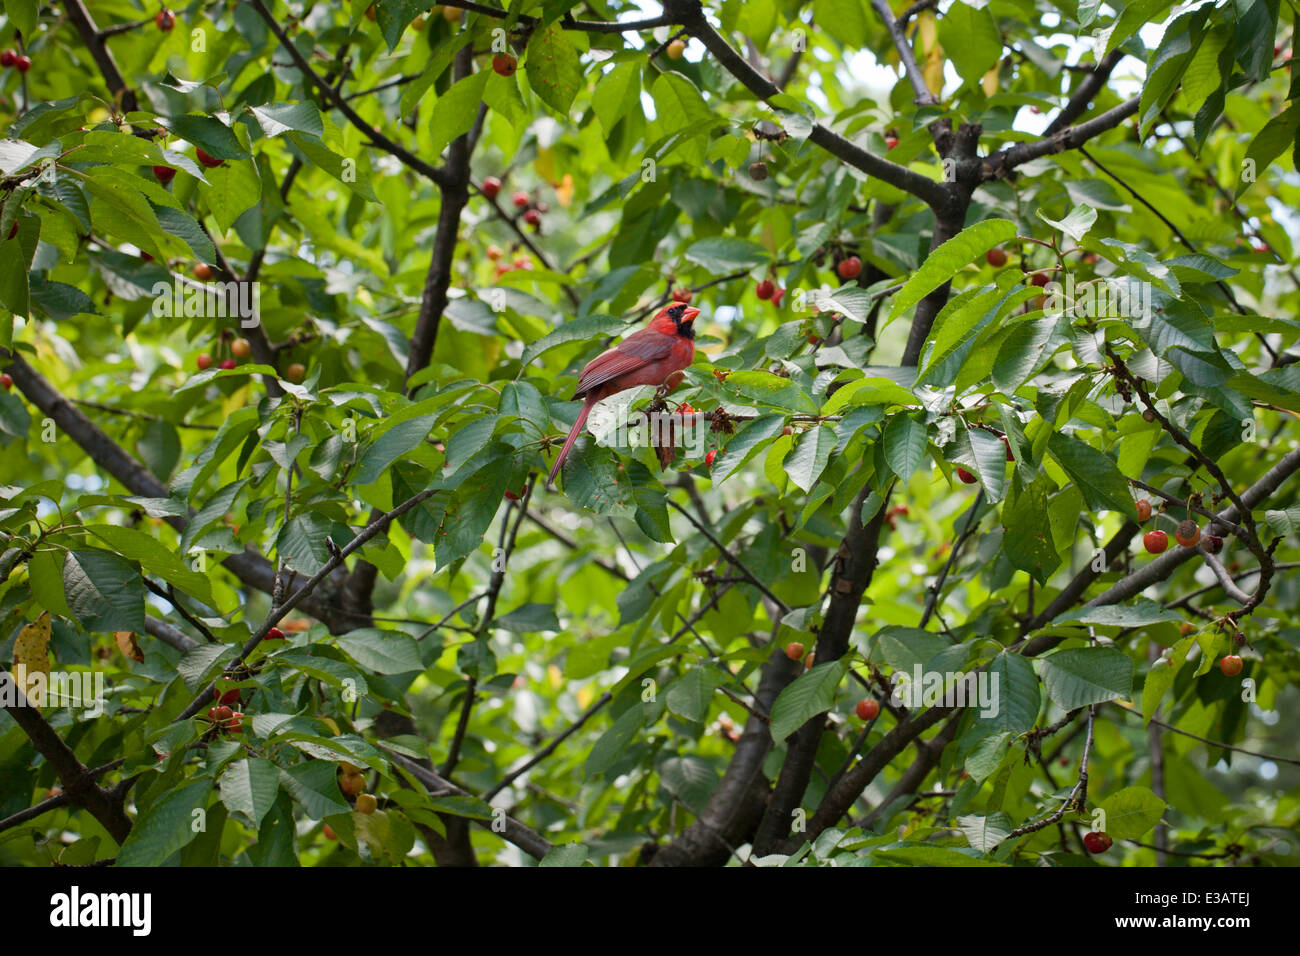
[
  {"x1": 1143, "y1": 530, "x2": 1168, "y2": 554},
  {"x1": 486, "y1": 244, "x2": 504, "y2": 261},
  {"x1": 152, "y1": 165, "x2": 176, "y2": 184},
  {"x1": 523, "y1": 208, "x2": 542, "y2": 226},
  {"x1": 195, "y1": 147, "x2": 222, "y2": 168},
  {"x1": 755, "y1": 279, "x2": 775, "y2": 300},
  {"x1": 856, "y1": 698, "x2": 880, "y2": 720},
  {"x1": 512, "y1": 191, "x2": 530, "y2": 209},
  {"x1": 196, "y1": 353, "x2": 213, "y2": 371},
  {"x1": 1083, "y1": 831, "x2": 1113, "y2": 853},
  {"x1": 156, "y1": 9, "x2": 175, "y2": 30},
  {"x1": 213, "y1": 685, "x2": 240, "y2": 707},
  {"x1": 785, "y1": 642, "x2": 805, "y2": 661},
  {"x1": 1000, "y1": 435, "x2": 1014, "y2": 461},
  {"x1": 1201, "y1": 534, "x2": 1223, "y2": 555},
  {"x1": 672, "y1": 288, "x2": 693, "y2": 303},
  {"x1": 772, "y1": 287, "x2": 785, "y2": 307},
  {"x1": 1135, "y1": 500, "x2": 1151, "y2": 522},
  {"x1": 1175, "y1": 519, "x2": 1201, "y2": 548},
  {"x1": 705, "y1": 449, "x2": 718, "y2": 467},
  {"x1": 0, "y1": 51, "x2": 14, "y2": 68},
  {"x1": 884, "y1": 134, "x2": 899, "y2": 150},
  {"x1": 482, "y1": 176, "x2": 502, "y2": 199},
  {"x1": 14, "y1": 55, "x2": 29, "y2": 73},
  {"x1": 986, "y1": 247, "x2": 1007, "y2": 267},
  {"x1": 837, "y1": 256, "x2": 863, "y2": 280},
  {"x1": 1219, "y1": 655, "x2": 1243, "y2": 677},
  {"x1": 193, "y1": 262, "x2": 213, "y2": 280},
  {"x1": 227, "y1": 712, "x2": 244, "y2": 733},
  {"x1": 492, "y1": 53, "x2": 518, "y2": 77},
  {"x1": 219, "y1": 358, "x2": 237, "y2": 370},
  {"x1": 956, "y1": 467, "x2": 978, "y2": 485},
  {"x1": 209, "y1": 705, "x2": 234, "y2": 723},
  {"x1": 1030, "y1": 272, "x2": 1049, "y2": 287},
  {"x1": 265, "y1": 626, "x2": 285, "y2": 642},
  {"x1": 0, "y1": 373, "x2": 12, "y2": 391}
]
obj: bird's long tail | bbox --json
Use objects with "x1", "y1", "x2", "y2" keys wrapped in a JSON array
[{"x1": 548, "y1": 396, "x2": 594, "y2": 486}]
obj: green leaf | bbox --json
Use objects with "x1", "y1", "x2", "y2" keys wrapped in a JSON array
[
  {"x1": 957, "y1": 812, "x2": 1013, "y2": 852},
  {"x1": 974, "y1": 653, "x2": 1040, "y2": 736},
  {"x1": 683, "y1": 237, "x2": 769, "y2": 273},
  {"x1": 1036, "y1": 204, "x2": 1098, "y2": 243},
  {"x1": 665, "y1": 669, "x2": 723, "y2": 722},
  {"x1": 938, "y1": 2, "x2": 1003, "y2": 84},
  {"x1": 116, "y1": 780, "x2": 212, "y2": 866},
  {"x1": 1141, "y1": 637, "x2": 1193, "y2": 724},
  {"x1": 1096, "y1": 786, "x2": 1166, "y2": 840},
  {"x1": 165, "y1": 115, "x2": 250, "y2": 160},
  {"x1": 84, "y1": 525, "x2": 214, "y2": 606},
  {"x1": 522, "y1": 314, "x2": 626, "y2": 367},
  {"x1": 769, "y1": 661, "x2": 846, "y2": 742},
  {"x1": 784, "y1": 424, "x2": 835, "y2": 491},
  {"x1": 1052, "y1": 599, "x2": 1183, "y2": 628},
  {"x1": 375, "y1": 0, "x2": 425, "y2": 50},
  {"x1": 882, "y1": 414, "x2": 927, "y2": 482},
  {"x1": 355, "y1": 414, "x2": 435, "y2": 485},
  {"x1": 1002, "y1": 481, "x2": 1058, "y2": 586},
  {"x1": 279, "y1": 760, "x2": 351, "y2": 819},
  {"x1": 526, "y1": 23, "x2": 583, "y2": 115},
  {"x1": 430, "y1": 70, "x2": 491, "y2": 160},
  {"x1": 889, "y1": 219, "x2": 1017, "y2": 321},
  {"x1": 539, "y1": 842, "x2": 589, "y2": 866},
  {"x1": 867, "y1": 626, "x2": 952, "y2": 671},
  {"x1": 592, "y1": 62, "x2": 641, "y2": 135},
  {"x1": 250, "y1": 103, "x2": 324, "y2": 139},
  {"x1": 219, "y1": 758, "x2": 281, "y2": 828},
  {"x1": 3, "y1": 0, "x2": 37, "y2": 37},
  {"x1": 585, "y1": 704, "x2": 644, "y2": 777},
  {"x1": 62, "y1": 549, "x2": 145, "y2": 633},
  {"x1": 336, "y1": 628, "x2": 422, "y2": 674},
  {"x1": 1046, "y1": 432, "x2": 1136, "y2": 518},
  {"x1": 494, "y1": 603, "x2": 560, "y2": 633},
  {"x1": 658, "y1": 755, "x2": 718, "y2": 813},
  {"x1": 1038, "y1": 647, "x2": 1133, "y2": 710}
]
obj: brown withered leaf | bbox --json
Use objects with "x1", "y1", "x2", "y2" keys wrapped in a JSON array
[{"x1": 115, "y1": 630, "x2": 145, "y2": 663}]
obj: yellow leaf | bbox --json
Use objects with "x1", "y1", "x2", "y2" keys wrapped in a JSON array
[
  {"x1": 553, "y1": 173, "x2": 574, "y2": 208},
  {"x1": 982, "y1": 66, "x2": 1000, "y2": 96},
  {"x1": 534, "y1": 147, "x2": 555, "y2": 184},
  {"x1": 918, "y1": 11, "x2": 945, "y2": 96},
  {"x1": 13, "y1": 611, "x2": 51, "y2": 709},
  {"x1": 115, "y1": 630, "x2": 144, "y2": 663}
]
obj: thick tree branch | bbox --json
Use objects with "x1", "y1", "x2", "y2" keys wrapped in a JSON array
[
  {"x1": 248, "y1": 0, "x2": 449, "y2": 187},
  {"x1": 678, "y1": 3, "x2": 949, "y2": 209},
  {"x1": 0, "y1": 673, "x2": 132, "y2": 843},
  {"x1": 0, "y1": 348, "x2": 343, "y2": 624},
  {"x1": 383, "y1": 750, "x2": 553, "y2": 859},
  {"x1": 62, "y1": 0, "x2": 137, "y2": 112},
  {"x1": 1044, "y1": 49, "x2": 1125, "y2": 135}
]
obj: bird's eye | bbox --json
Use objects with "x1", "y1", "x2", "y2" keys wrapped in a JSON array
[{"x1": 669, "y1": 305, "x2": 683, "y2": 320}]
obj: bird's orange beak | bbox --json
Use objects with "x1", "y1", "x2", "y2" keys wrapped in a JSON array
[{"x1": 680, "y1": 306, "x2": 700, "y2": 324}]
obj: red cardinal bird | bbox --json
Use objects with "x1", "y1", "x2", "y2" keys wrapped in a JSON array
[{"x1": 547, "y1": 302, "x2": 700, "y2": 485}]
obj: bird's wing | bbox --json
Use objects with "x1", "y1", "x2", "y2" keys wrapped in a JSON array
[{"x1": 575, "y1": 328, "x2": 675, "y2": 395}]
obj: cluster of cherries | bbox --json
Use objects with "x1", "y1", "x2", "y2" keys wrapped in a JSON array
[
  {"x1": 0, "y1": 49, "x2": 30, "y2": 73},
  {"x1": 1135, "y1": 499, "x2": 1223, "y2": 556}
]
